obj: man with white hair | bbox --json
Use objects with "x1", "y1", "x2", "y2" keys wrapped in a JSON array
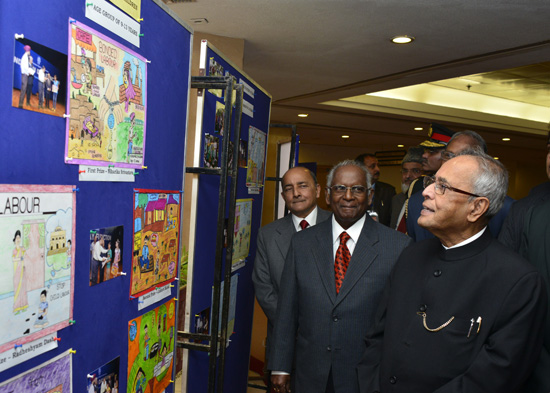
[{"x1": 358, "y1": 149, "x2": 546, "y2": 393}]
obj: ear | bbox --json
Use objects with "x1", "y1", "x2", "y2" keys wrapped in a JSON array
[
  {"x1": 325, "y1": 187, "x2": 331, "y2": 206},
  {"x1": 467, "y1": 197, "x2": 490, "y2": 223},
  {"x1": 315, "y1": 184, "x2": 321, "y2": 199}
]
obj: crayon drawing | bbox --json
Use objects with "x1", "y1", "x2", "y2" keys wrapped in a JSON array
[
  {"x1": 0, "y1": 347, "x2": 72, "y2": 393},
  {"x1": 0, "y1": 185, "x2": 75, "y2": 356},
  {"x1": 246, "y1": 126, "x2": 266, "y2": 187},
  {"x1": 128, "y1": 299, "x2": 175, "y2": 393},
  {"x1": 131, "y1": 190, "x2": 181, "y2": 297},
  {"x1": 65, "y1": 20, "x2": 147, "y2": 168}
]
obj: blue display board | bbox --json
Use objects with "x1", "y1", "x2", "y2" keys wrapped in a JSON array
[
  {"x1": 187, "y1": 41, "x2": 272, "y2": 393},
  {"x1": 0, "y1": 1, "x2": 192, "y2": 391}
]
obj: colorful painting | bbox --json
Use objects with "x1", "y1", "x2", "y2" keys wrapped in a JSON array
[
  {"x1": 232, "y1": 199, "x2": 252, "y2": 268},
  {"x1": 89, "y1": 225, "x2": 124, "y2": 286},
  {"x1": 246, "y1": 126, "x2": 266, "y2": 187},
  {"x1": 86, "y1": 356, "x2": 120, "y2": 393},
  {"x1": 128, "y1": 298, "x2": 175, "y2": 393},
  {"x1": 131, "y1": 190, "x2": 180, "y2": 297},
  {"x1": 0, "y1": 185, "x2": 75, "y2": 356},
  {"x1": 0, "y1": 349, "x2": 72, "y2": 393},
  {"x1": 204, "y1": 134, "x2": 219, "y2": 168},
  {"x1": 65, "y1": 20, "x2": 147, "y2": 168}
]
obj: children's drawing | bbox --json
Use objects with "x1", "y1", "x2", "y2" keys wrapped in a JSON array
[
  {"x1": 65, "y1": 20, "x2": 147, "y2": 168},
  {"x1": 232, "y1": 199, "x2": 252, "y2": 268},
  {"x1": 131, "y1": 190, "x2": 181, "y2": 297},
  {"x1": 246, "y1": 126, "x2": 267, "y2": 187},
  {"x1": 128, "y1": 298, "x2": 175, "y2": 393},
  {"x1": 89, "y1": 225, "x2": 124, "y2": 286},
  {"x1": 0, "y1": 185, "x2": 75, "y2": 356},
  {"x1": 203, "y1": 134, "x2": 219, "y2": 168},
  {"x1": 87, "y1": 356, "x2": 120, "y2": 393},
  {"x1": 0, "y1": 350, "x2": 71, "y2": 392}
]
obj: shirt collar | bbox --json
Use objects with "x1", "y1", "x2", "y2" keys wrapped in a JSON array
[
  {"x1": 331, "y1": 213, "x2": 366, "y2": 244},
  {"x1": 292, "y1": 206, "x2": 318, "y2": 231},
  {"x1": 442, "y1": 226, "x2": 487, "y2": 250}
]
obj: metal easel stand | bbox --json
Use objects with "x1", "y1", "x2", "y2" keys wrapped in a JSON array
[{"x1": 177, "y1": 75, "x2": 244, "y2": 393}]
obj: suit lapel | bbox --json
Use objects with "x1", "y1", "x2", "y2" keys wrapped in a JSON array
[
  {"x1": 312, "y1": 220, "x2": 337, "y2": 305},
  {"x1": 334, "y1": 218, "x2": 379, "y2": 307},
  {"x1": 275, "y1": 215, "x2": 296, "y2": 260}
]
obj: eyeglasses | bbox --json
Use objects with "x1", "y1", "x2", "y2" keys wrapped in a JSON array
[
  {"x1": 423, "y1": 176, "x2": 480, "y2": 198},
  {"x1": 328, "y1": 185, "x2": 368, "y2": 196},
  {"x1": 401, "y1": 168, "x2": 422, "y2": 175},
  {"x1": 441, "y1": 151, "x2": 456, "y2": 161}
]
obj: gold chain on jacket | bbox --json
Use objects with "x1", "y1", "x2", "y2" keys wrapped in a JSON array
[{"x1": 417, "y1": 312, "x2": 455, "y2": 332}]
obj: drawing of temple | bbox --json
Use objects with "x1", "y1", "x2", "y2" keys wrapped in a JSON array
[{"x1": 48, "y1": 226, "x2": 68, "y2": 255}]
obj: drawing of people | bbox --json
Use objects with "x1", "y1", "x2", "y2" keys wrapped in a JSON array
[
  {"x1": 122, "y1": 61, "x2": 136, "y2": 113},
  {"x1": 85, "y1": 57, "x2": 93, "y2": 93},
  {"x1": 111, "y1": 239, "x2": 121, "y2": 277},
  {"x1": 154, "y1": 249, "x2": 160, "y2": 276},
  {"x1": 143, "y1": 324, "x2": 150, "y2": 360},
  {"x1": 12, "y1": 230, "x2": 28, "y2": 314},
  {"x1": 140, "y1": 236, "x2": 150, "y2": 269},
  {"x1": 127, "y1": 112, "x2": 135, "y2": 162},
  {"x1": 134, "y1": 368, "x2": 146, "y2": 393},
  {"x1": 33, "y1": 290, "x2": 49, "y2": 328},
  {"x1": 66, "y1": 239, "x2": 72, "y2": 268},
  {"x1": 83, "y1": 116, "x2": 99, "y2": 138}
]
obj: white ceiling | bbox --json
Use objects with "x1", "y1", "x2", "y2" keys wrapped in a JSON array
[{"x1": 165, "y1": 0, "x2": 550, "y2": 165}]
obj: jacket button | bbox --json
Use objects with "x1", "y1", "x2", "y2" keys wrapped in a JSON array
[
  {"x1": 433, "y1": 270, "x2": 442, "y2": 277},
  {"x1": 419, "y1": 304, "x2": 427, "y2": 312},
  {"x1": 326, "y1": 346, "x2": 331, "y2": 351},
  {"x1": 390, "y1": 376, "x2": 397, "y2": 384},
  {"x1": 333, "y1": 316, "x2": 338, "y2": 322}
]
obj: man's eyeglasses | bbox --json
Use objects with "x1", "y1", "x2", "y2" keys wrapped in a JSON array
[
  {"x1": 423, "y1": 176, "x2": 480, "y2": 198},
  {"x1": 328, "y1": 185, "x2": 368, "y2": 196},
  {"x1": 401, "y1": 168, "x2": 422, "y2": 175}
]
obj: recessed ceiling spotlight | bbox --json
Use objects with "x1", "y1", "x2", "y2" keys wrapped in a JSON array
[
  {"x1": 397, "y1": 144, "x2": 404, "y2": 148},
  {"x1": 341, "y1": 135, "x2": 350, "y2": 139},
  {"x1": 190, "y1": 18, "x2": 209, "y2": 24},
  {"x1": 414, "y1": 127, "x2": 423, "y2": 131},
  {"x1": 502, "y1": 138, "x2": 511, "y2": 141},
  {"x1": 494, "y1": 157, "x2": 499, "y2": 160},
  {"x1": 391, "y1": 35, "x2": 415, "y2": 44},
  {"x1": 298, "y1": 113, "x2": 308, "y2": 118}
]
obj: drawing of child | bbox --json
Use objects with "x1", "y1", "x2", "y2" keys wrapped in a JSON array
[
  {"x1": 140, "y1": 236, "x2": 150, "y2": 269},
  {"x1": 66, "y1": 239, "x2": 72, "y2": 269},
  {"x1": 33, "y1": 290, "x2": 49, "y2": 328},
  {"x1": 134, "y1": 368, "x2": 146, "y2": 393},
  {"x1": 143, "y1": 324, "x2": 150, "y2": 360},
  {"x1": 127, "y1": 112, "x2": 135, "y2": 162}
]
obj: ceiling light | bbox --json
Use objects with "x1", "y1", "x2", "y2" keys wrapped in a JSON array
[
  {"x1": 414, "y1": 127, "x2": 423, "y2": 131},
  {"x1": 494, "y1": 157, "x2": 499, "y2": 160},
  {"x1": 341, "y1": 135, "x2": 350, "y2": 139},
  {"x1": 502, "y1": 138, "x2": 511, "y2": 141},
  {"x1": 397, "y1": 144, "x2": 404, "y2": 148},
  {"x1": 298, "y1": 113, "x2": 308, "y2": 118},
  {"x1": 190, "y1": 18, "x2": 209, "y2": 24},
  {"x1": 391, "y1": 35, "x2": 414, "y2": 44}
]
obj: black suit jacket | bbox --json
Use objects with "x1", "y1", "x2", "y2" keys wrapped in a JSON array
[{"x1": 371, "y1": 181, "x2": 396, "y2": 227}]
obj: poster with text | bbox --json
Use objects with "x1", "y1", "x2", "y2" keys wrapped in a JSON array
[
  {"x1": 246, "y1": 126, "x2": 266, "y2": 187},
  {"x1": 127, "y1": 298, "x2": 175, "y2": 393},
  {"x1": 0, "y1": 185, "x2": 75, "y2": 358},
  {"x1": 65, "y1": 20, "x2": 147, "y2": 168},
  {"x1": 232, "y1": 199, "x2": 252, "y2": 269},
  {"x1": 131, "y1": 190, "x2": 180, "y2": 297},
  {"x1": 0, "y1": 350, "x2": 72, "y2": 393}
]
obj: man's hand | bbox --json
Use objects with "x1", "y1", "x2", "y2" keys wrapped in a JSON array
[{"x1": 271, "y1": 374, "x2": 291, "y2": 393}]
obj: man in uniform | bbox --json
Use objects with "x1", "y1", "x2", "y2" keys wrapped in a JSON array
[
  {"x1": 390, "y1": 147, "x2": 423, "y2": 231},
  {"x1": 358, "y1": 149, "x2": 546, "y2": 393}
]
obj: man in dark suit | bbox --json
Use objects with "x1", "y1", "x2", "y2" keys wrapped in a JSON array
[
  {"x1": 355, "y1": 154, "x2": 396, "y2": 226},
  {"x1": 269, "y1": 160, "x2": 411, "y2": 393},
  {"x1": 358, "y1": 150, "x2": 546, "y2": 393},
  {"x1": 252, "y1": 166, "x2": 331, "y2": 386}
]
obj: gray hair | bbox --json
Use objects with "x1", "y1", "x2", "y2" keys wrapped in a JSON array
[
  {"x1": 449, "y1": 130, "x2": 488, "y2": 153},
  {"x1": 456, "y1": 147, "x2": 508, "y2": 218},
  {"x1": 326, "y1": 160, "x2": 371, "y2": 189}
]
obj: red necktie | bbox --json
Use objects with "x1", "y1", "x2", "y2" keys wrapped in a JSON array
[
  {"x1": 300, "y1": 219, "x2": 309, "y2": 230},
  {"x1": 335, "y1": 232, "x2": 351, "y2": 294}
]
